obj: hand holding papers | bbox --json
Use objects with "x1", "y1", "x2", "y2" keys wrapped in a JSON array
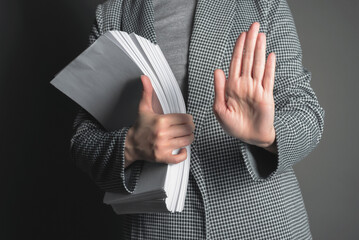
[
  {"x1": 50, "y1": 31, "x2": 191, "y2": 214},
  {"x1": 125, "y1": 74, "x2": 194, "y2": 168}
]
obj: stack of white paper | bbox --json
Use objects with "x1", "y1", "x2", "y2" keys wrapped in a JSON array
[{"x1": 50, "y1": 31, "x2": 190, "y2": 214}]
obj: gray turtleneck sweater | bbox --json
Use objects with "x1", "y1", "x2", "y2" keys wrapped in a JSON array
[{"x1": 153, "y1": 0, "x2": 198, "y2": 107}]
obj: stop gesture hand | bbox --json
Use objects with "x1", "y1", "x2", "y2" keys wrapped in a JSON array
[{"x1": 213, "y1": 22, "x2": 277, "y2": 151}]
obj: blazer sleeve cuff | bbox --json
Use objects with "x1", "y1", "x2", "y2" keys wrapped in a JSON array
[
  {"x1": 240, "y1": 139, "x2": 278, "y2": 181},
  {"x1": 71, "y1": 110, "x2": 143, "y2": 194},
  {"x1": 119, "y1": 127, "x2": 143, "y2": 193},
  {"x1": 240, "y1": 114, "x2": 284, "y2": 181},
  {"x1": 240, "y1": 105, "x2": 324, "y2": 182}
]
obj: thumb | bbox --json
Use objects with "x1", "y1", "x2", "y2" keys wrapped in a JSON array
[
  {"x1": 138, "y1": 75, "x2": 154, "y2": 113},
  {"x1": 213, "y1": 69, "x2": 227, "y2": 114}
]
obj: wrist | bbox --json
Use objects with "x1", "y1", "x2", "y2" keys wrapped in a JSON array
[
  {"x1": 260, "y1": 127, "x2": 277, "y2": 154},
  {"x1": 124, "y1": 127, "x2": 137, "y2": 168},
  {"x1": 262, "y1": 134, "x2": 278, "y2": 154}
]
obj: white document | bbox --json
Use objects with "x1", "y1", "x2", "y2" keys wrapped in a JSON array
[{"x1": 50, "y1": 31, "x2": 190, "y2": 214}]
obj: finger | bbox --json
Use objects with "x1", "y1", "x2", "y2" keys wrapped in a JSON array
[
  {"x1": 169, "y1": 133, "x2": 194, "y2": 150},
  {"x1": 241, "y1": 22, "x2": 260, "y2": 77},
  {"x1": 228, "y1": 32, "x2": 247, "y2": 79},
  {"x1": 138, "y1": 75, "x2": 154, "y2": 113},
  {"x1": 263, "y1": 52, "x2": 276, "y2": 92},
  {"x1": 168, "y1": 123, "x2": 195, "y2": 138},
  {"x1": 161, "y1": 113, "x2": 194, "y2": 127},
  {"x1": 168, "y1": 147, "x2": 187, "y2": 164},
  {"x1": 253, "y1": 32, "x2": 266, "y2": 82},
  {"x1": 213, "y1": 69, "x2": 227, "y2": 113}
]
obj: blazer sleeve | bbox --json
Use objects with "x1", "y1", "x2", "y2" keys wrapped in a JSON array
[
  {"x1": 240, "y1": 0, "x2": 325, "y2": 181},
  {"x1": 70, "y1": 3, "x2": 143, "y2": 193}
]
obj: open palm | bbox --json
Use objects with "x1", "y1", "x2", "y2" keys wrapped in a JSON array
[{"x1": 213, "y1": 22, "x2": 276, "y2": 148}]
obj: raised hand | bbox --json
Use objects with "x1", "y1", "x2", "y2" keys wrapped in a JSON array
[
  {"x1": 213, "y1": 22, "x2": 277, "y2": 150},
  {"x1": 124, "y1": 75, "x2": 195, "y2": 168}
]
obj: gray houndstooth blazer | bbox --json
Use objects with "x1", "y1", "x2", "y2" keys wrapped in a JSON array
[{"x1": 70, "y1": 0, "x2": 325, "y2": 239}]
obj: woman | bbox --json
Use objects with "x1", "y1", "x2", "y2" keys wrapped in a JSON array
[{"x1": 71, "y1": 0, "x2": 325, "y2": 239}]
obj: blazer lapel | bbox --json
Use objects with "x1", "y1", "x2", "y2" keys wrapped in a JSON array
[{"x1": 121, "y1": 0, "x2": 236, "y2": 211}]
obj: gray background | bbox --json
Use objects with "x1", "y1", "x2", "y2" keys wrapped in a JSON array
[
  {"x1": 289, "y1": 1, "x2": 359, "y2": 239},
  {"x1": 0, "y1": 0, "x2": 358, "y2": 239}
]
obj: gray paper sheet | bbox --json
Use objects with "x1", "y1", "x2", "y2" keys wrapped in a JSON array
[{"x1": 51, "y1": 34, "x2": 143, "y2": 131}]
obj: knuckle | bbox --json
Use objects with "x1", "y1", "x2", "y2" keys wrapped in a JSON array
[
  {"x1": 178, "y1": 134, "x2": 193, "y2": 147},
  {"x1": 190, "y1": 133, "x2": 195, "y2": 142},
  {"x1": 155, "y1": 138, "x2": 166, "y2": 149},
  {"x1": 183, "y1": 125, "x2": 190, "y2": 135},
  {"x1": 155, "y1": 129, "x2": 166, "y2": 139},
  {"x1": 181, "y1": 137, "x2": 189, "y2": 146},
  {"x1": 156, "y1": 116, "x2": 167, "y2": 127},
  {"x1": 184, "y1": 122, "x2": 192, "y2": 131},
  {"x1": 188, "y1": 114, "x2": 193, "y2": 122},
  {"x1": 190, "y1": 122, "x2": 195, "y2": 132}
]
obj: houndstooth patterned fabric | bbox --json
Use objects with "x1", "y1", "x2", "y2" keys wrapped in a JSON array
[{"x1": 70, "y1": 0, "x2": 325, "y2": 239}]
